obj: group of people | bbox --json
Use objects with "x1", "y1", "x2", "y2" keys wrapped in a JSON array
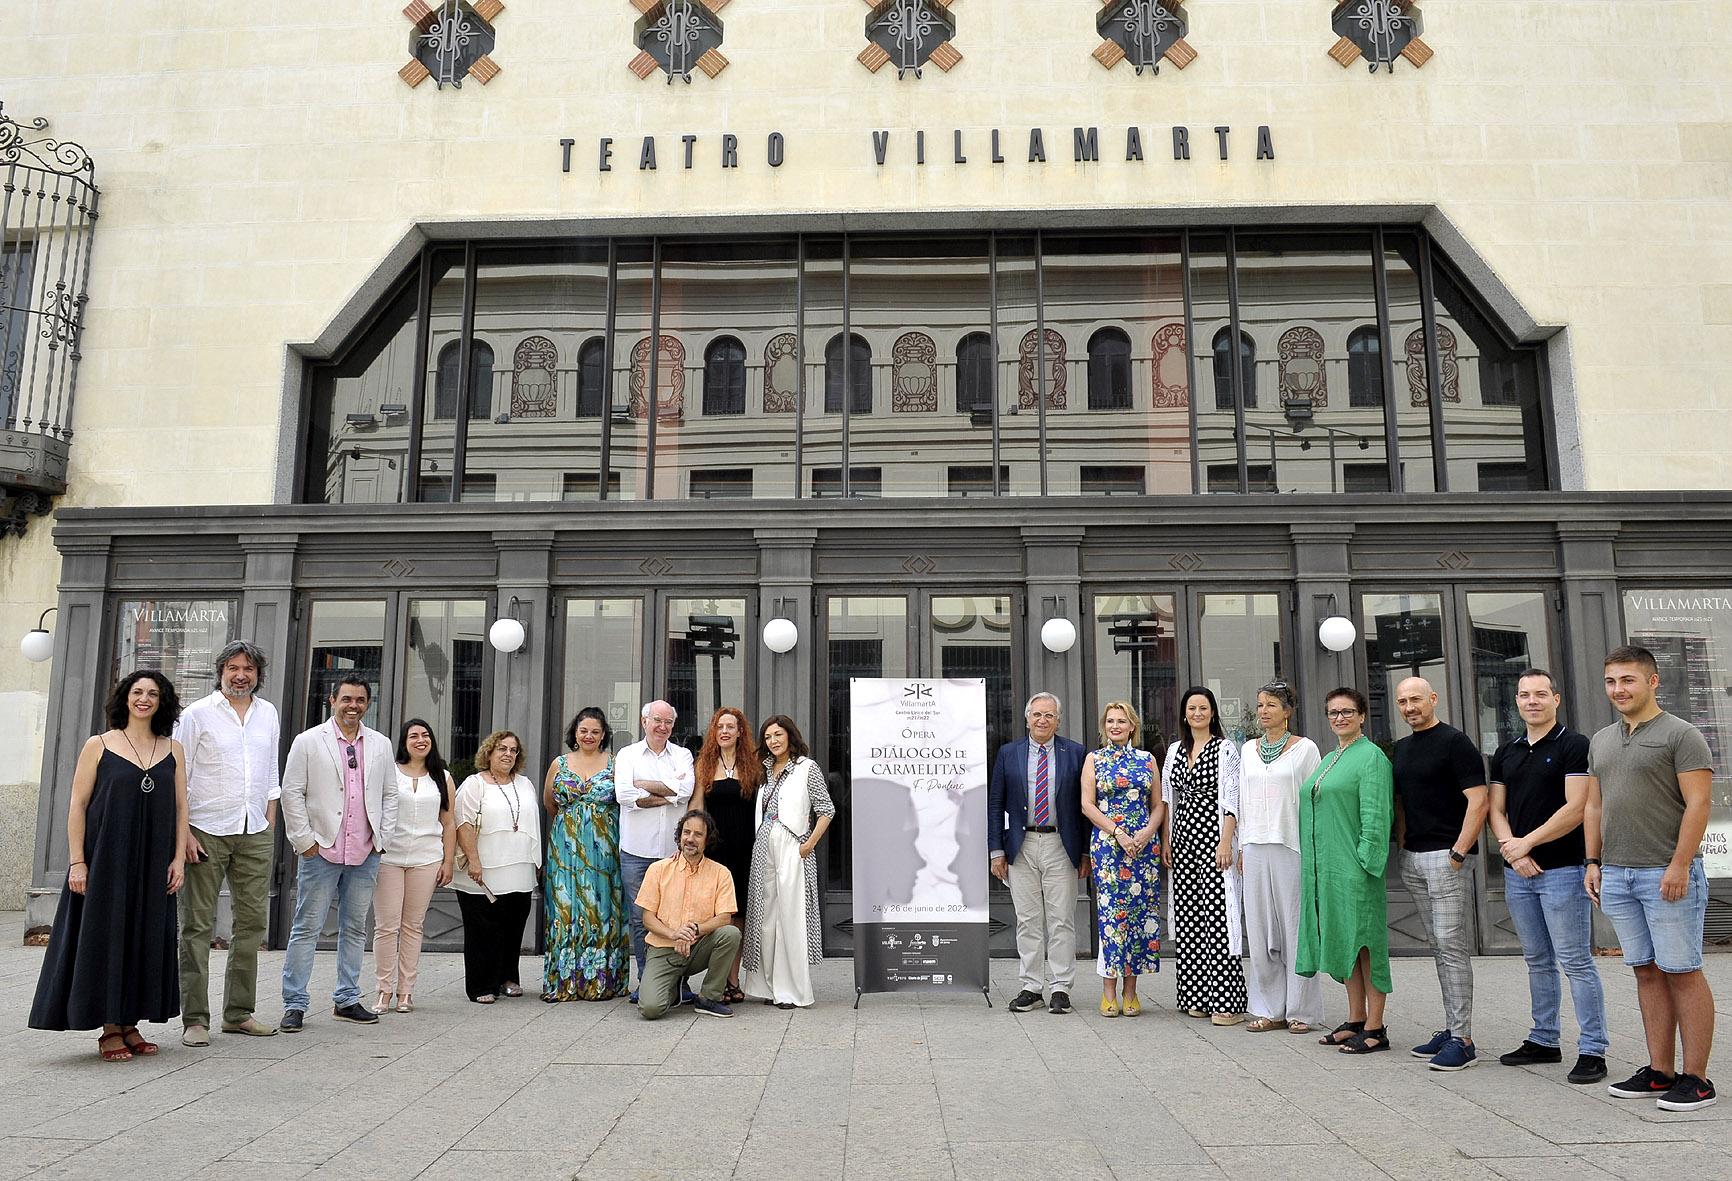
[
  {"x1": 989, "y1": 644, "x2": 1717, "y2": 1113},
  {"x1": 27, "y1": 639, "x2": 839, "y2": 1054}
]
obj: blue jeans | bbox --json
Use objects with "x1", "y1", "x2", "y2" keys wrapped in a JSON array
[
  {"x1": 1503, "y1": 865, "x2": 1609, "y2": 1056},
  {"x1": 1598, "y1": 858, "x2": 1708, "y2": 973},
  {"x1": 282, "y1": 851, "x2": 381, "y2": 1011},
  {"x1": 619, "y1": 850, "x2": 656, "y2": 984}
]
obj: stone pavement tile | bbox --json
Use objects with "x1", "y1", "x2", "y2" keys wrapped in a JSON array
[
  {"x1": 28, "y1": 1108, "x2": 252, "y2": 1181},
  {"x1": 581, "y1": 1114, "x2": 750, "y2": 1178},
  {"x1": 453, "y1": 1063, "x2": 655, "y2": 1153},
  {"x1": 1058, "y1": 1076, "x2": 1211, "y2": 1162},
  {"x1": 1110, "y1": 1166, "x2": 1228, "y2": 1181},
  {"x1": 1569, "y1": 1138, "x2": 1732, "y2": 1178},
  {"x1": 931, "y1": 1058, "x2": 1066, "y2": 1141},
  {"x1": 0, "y1": 1136, "x2": 81, "y2": 1181},
  {"x1": 1148, "y1": 1071, "x2": 1336, "y2": 1147},
  {"x1": 1450, "y1": 1059, "x2": 1693, "y2": 1145},
  {"x1": 841, "y1": 1136, "x2": 956, "y2": 1181},
  {"x1": 657, "y1": 1009, "x2": 788, "y2": 1074},
  {"x1": 753, "y1": 1067, "x2": 850, "y2": 1128},
  {"x1": 730, "y1": 1128, "x2": 847, "y2": 1180},
  {"x1": 21, "y1": 1054, "x2": 275, "y2": 1140},
  {"x1": 1481, "y1": 1156, "x2": 1619, "y2": 1181},
  {"x1": 549, "y1": 1005, "x2": 692, "y2": 1065},
  {"x1": 851, "y1": 1042, "x2": 934, "y2": 1085},
  {"x1": 1207, "y1": 1144, "x2": 1386, "y2": 1181},
  {"x1": 421, "y1": 1149, "x2": 588, "y2": 1181},
  {"x1": 192, "y1": 1164, "x2": 316, "y2": 1180},
  {"x1": 949, "y1": 1139, "x2": 1116, "y2": 1181}
]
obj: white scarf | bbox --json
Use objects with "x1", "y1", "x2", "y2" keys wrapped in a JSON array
[{"x1": 758, "y1": 755, "x2": 812, "y2": 839}]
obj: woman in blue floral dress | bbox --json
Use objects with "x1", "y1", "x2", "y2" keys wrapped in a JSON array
[
  {"x1": 540, "y1": 707, "x2": 630, "y2": 1001},
  {"x1": 1081, "y1": 700, "x2": 1165, "y2": 1018}
]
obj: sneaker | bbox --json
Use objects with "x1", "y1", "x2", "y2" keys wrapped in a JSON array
[
  {"x1": 332, "y1": 1002, "x2": 379, "y2": 1025},
  {"x1": 679, "y1": 985, "x2": 698, "y2": 1006},
  {"x1": 1568, "y1": 1055, "x2": 1608, "y2": 1085},
  {"x1": 1411, "y1": 1029, "x2": 1452, "y2": 1059},
  {"x1": 1008, "y1": 990, "x2": 1045, "y2": 1013},
  {"x1": 1607, "y1": 1065, "x2": 1675, "y2": 1098},
  {"x1": 1048, "y1": 991, "x2": 1073, "y2": 1015},
  {"x1": 629, "y1": 990, "x2": 639, "y2": 1005},
  {"x1": 1498, "y1": 1040, "x2": 1562, "y2": 1067},
  {"x1": 692, "y1": 998, "x2": 734, "y2": 1019},
  {"x1": 1428, "y1": 1037, "x2": 1478, "y2": 1072},
  {"x1": 280, "y1": 1009, "x2": 304, "y2": 1033},
  {"x1": 1656, "y1": 1074, "x2": 1717, "y2": 1112}
]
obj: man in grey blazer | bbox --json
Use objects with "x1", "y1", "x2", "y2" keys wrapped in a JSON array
[{"x1": 278, "y1": 675, "x2": 399, "y2": 1031}]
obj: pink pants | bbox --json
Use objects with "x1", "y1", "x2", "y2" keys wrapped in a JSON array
[{"x1": 374, "y1": 861, "x2": 440, "y2": 996}]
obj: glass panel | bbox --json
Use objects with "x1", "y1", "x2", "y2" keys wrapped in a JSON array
[
  {"x1": 304, "y1": 600, "x2": 386, "y2": 731},
  {"x1": 655, "y1": 239, "x2": 799, "y2": 499},
  {"x1": 563, "y1": 598, "x2": 644, "y2": 752},
  {"x1": 1466, "y1": 591, "x2": 1555, "y2": 758},
  {"x1": 1361, "y1": 592, "x2": 1451, "y2": 750},
  {"x1": 1384, "y1": 233, "x2": 1438, "y2": 492},
  {"x1": 929, "y1": 594, "x2": 1017, "y2": 758},
  {"x1": 1431, "y1": 259, "x2": 1549, "y2": 492},
  {"x1": 402, "y1": 599, "x2": 487, "y2": 779},
  {"x1": 995, "y1": 236, "x2": 1043, "y2": 495},
  {"x1": 1236, "y1": 232, "x2": 1389, "y2": 494},
  {"x1": 415, "y1": 248, "x2": 467, "y2": 502},
  {"x1": 802, "y1": 237, "x2": 845, "y2": 495},
  {"x1": 1189, "y1": 234, "x2": 1239, "y2": 493},
  {"x1": 608, "y1": 240, "x2": 653, "y2": 501},
  {"x1": 823, "y1": 597, "x2": 909, "y2": 891},
  {"x1": 848, "y1": 237, "x2": 992, "y2": 497},
  {"x1": 1198, "y1": 593, "x2": 1285, "y2": 745},
  {"x1": 111, "y1": 599, "x2": 237, "y2": 703},
  {"x1": 1621, "y1": 589, "x2": 1732, "y2": 883},
  {"x1": 1041, "y1": 234, "x2": 1191, "y2": 495},
  {"x1": 1091, "y1": 594, "x2": 1179, "y2": 754},
  {"x1": 453, "y1": 243, "x2": 611, "y2": 502},
  {"x1": 665, "y1": 596, "x2": 747, "y2": 752}
]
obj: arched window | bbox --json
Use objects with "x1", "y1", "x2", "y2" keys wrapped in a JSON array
[
  {"x1": 955, "y1": 332, "x2": 992, "y2": 414},
  {"x1": 434, "y1": 340, "x2": 494, "y2": 420},
  {"x1": 703, "y1": 336, "x2": 747, "y2": 416},
  {"x1": 1087, "y1": 327, "x2": 1132, "y2": 410},
  {"x1": 824, "y1": 332, "x2": 872, "y2": 414},
  {"x1": 1347, "y1": 325, "x2": 1384, "y2": 409},
  {"x1": 1212, "y1": 328, "x2": 1255, "y2": 411},
  {"x1": 575, "y1": 337, "x2": 605, "y2": 418}
]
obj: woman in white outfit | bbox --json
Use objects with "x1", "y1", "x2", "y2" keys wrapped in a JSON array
[
  {"x1": 1237, "y1": 681, "x2": 1324, "y2": 1034},
  {"x1": 742, "y1": 715, "x2": 834, "y2": 1008},
  {"x1": 373, "y1": 719, "x2": 456, "y2": 1014}
]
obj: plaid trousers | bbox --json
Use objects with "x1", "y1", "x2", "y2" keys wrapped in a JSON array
[{"x1": 1400, "y1": 848, "x2": 1476, "y2": 1039}]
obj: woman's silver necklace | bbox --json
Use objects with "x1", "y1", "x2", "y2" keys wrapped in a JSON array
[
  {"x1": 720, "y1": 751, "x2": 737, "y2": 777},
  {"x1": 485, "y1": 771, "x2": 521, "y2": 832},
  {"x1": 123, "y1": 731, "x2": 161, "y2": 793}
]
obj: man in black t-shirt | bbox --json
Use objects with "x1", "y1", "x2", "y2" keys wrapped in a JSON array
[
  {"x1": 1487, "y1": 668, "x2": 1607, "y2": 1084},
  {"x1": 1391, "y1": 677, "x2": 1489, "y2": 1072}
]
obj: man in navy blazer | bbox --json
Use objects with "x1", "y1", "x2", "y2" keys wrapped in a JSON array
[{"x1": 990, "y1": 691, "x2": 1088, "y2": 1014}]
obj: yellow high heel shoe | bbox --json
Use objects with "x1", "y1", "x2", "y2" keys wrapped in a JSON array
[
  {"x1": 1099, "y1": 994, "x2": 1121, "y2": 1018},
  {"x1": 1122, "y1": 994, "x2": 1142, "y2": 1017}
]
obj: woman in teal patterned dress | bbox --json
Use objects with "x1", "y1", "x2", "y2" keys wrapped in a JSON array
[
  {"x1": 1080, "y1": 700, "x2": 1166, "y2": 1018},
  {"x1": 540, "y1": 707, "x2": 630, "y2": 1001}
]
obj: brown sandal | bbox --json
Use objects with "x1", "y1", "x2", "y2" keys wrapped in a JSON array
[
  {"x1": 98, "y1": 1032, "x2": 133, "y2": 1062},
  {"x1": 121, "y1": 1027, "x2": 159, "y2": 1055}
]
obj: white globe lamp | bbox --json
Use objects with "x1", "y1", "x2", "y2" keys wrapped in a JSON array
[
  {"x1": 1318, "y1": 615, "x2": 1358, "y2": 653},
  {"x1": 488, "y1": 616, "x2": 526, "y2": 654},
  {"x1": 20, "y1": 627, "x2": 54, "y2": 663},
  {"x1": 763, "y1": 617, "x2": 799, "y2": 654},
  {"x1": 1040, "y1": 617, "x2": 1078, "y2": 654}
]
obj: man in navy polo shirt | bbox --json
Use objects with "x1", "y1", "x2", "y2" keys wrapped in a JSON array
[{"x1": 1487, "y1": 667, "x2": 1607, "y2": 1084}]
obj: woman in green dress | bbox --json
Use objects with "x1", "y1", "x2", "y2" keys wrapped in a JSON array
[
  {"x1": 1299, "y1": 687, "x2": 1395, "y2": 1054},
  {"x1": 540, "y1": 707, "x2": 630, "y2": 1001}
]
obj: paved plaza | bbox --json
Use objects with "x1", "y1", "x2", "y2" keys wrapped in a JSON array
[{"x1": 1, "y1": 912, "x2": 1727, "y2": 1181}]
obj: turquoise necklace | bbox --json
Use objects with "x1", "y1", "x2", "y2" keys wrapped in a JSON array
[{"x1": 1258, "y1": 732, "x2": 1289, "y2": 764}]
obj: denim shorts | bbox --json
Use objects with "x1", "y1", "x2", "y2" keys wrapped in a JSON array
[{"x1": 1597, "y1": 858, "x2": 1708, "y2": 973}]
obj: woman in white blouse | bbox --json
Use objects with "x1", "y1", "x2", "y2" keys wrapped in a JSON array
[
  {"x1": 452, "y1": 730, "x2": 542, "y2": 1004},
  {"x1": 1237, "y1": 681, "x2": 1324, "y2": 1034},
  {"x1": 373, "y1": 719, "x2": 456, "y2": 1014}
]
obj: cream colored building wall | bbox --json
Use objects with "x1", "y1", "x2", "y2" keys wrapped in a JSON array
[{"x1": 2, "y1": 0, "x2": 1730, "y2": 902}]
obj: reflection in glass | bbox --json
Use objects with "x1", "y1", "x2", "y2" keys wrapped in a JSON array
[
  {"x1": 995, "y1": 237, "x2": 1043, "y2": 495},
  {"x1": 1199, "y1": 594, "x2": 1285, "y2": 745},
  {"x1": 416, "y1": 249, "x2": 466, "y2": 501},
  {"x1": 1091, "y1": 594, "x2": 1178, "y2": 755},
  {"x1": 1190, "y1": 235, "x2": 1238, "y2": 493},
  {"x1": 305, "y1": 600, "x2": 386, "y2": 732},
  {"x1": 823, "y1": 597, "x2": 909, "y2": 895},
  {"x1": 1362, "y1": 592, "x2": 1451, "y2": 749},
  {"x1": 563, "y1": 599, "x2": 644, "y2": 751},
  {"x1": 1465, "y1": 592, "x2": 1554, "y2": 758},
  {"x1": 609, "y1": 240, "x2": 654, "y2": 501},
  {"x1": 803, "y1": 238, "x2": 845, "y2": 494},
  {"x1": 309, "y1": 281, "x2": 417, "y2": 505},
  {"x1": 112, "y1": 599, "x2": 237, "y2": 704},
  {"x1": 402, "y1": 600, "x2": 486, "y2": 779},
  {"x1": 1235, "y1": 233, "x2": 1389, "y2": 494},
  {"x1": 929, "y1": 595, "x2": 1017, "y2": 758},
  {"x1": 665, "y1": 597, "x2": 747, "y2": 751},
  {"x1": 1383, "y1": 233, "x2": 1437, "y2": 492}
]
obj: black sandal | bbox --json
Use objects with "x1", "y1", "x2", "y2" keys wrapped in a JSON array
[
  {"x1": 1318, "y1": 1019, "x2": 1364, "y2": 1047},
  {"x1": 723, "y1": 985, "x2": 746, "y2": 1005},
  {"x1": 1339, "y1": 1026, "x2": 1389, "y2": 1054}
]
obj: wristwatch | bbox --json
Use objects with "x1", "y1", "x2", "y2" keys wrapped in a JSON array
[
  {"x1": 1585, "y1": 857, "x2": 1602, "y2": 867},
  {"x1": 1448, "y1": 849, "x2": 1466, "y2": 865}
]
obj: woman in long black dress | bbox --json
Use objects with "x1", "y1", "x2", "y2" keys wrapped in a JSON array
[
  {"x1": 692, "y1": 706, "x2": 760, "y2": 1005},
  {"x1": 31, "y1": 670, "x2": 189, "y2": 1060}
]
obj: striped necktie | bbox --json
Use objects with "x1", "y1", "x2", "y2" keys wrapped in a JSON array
[{"x1": 1032, "y1": 744, "x2": 1050, "y2": 826}]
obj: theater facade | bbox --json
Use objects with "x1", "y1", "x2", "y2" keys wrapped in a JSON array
[{"x1": 7, "y1": 2, "x2": 1732, "y2": 954}]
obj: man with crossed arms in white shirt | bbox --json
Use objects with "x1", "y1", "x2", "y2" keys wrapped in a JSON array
[{"x1": 614, "y1": 700, "x2": 696, "y2": 1003}]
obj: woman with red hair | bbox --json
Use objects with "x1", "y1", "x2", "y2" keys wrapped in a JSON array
[{"x1": 692, "y1": 707, "x2": 760, "y2": 1005}]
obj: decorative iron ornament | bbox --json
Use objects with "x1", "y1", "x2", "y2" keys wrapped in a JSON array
[
  {"x1": 629, "y1": 0, "x2": 729, "y2": 83},
  {"x1": 400, "y1": 0, "x2": 503, "y2": 89},
  {"x1": 1328, "y1": 0, "x2": 1432, "y2": 72},
  {"x1": 1094, "y1": 1, "x2": 1195, "y2": 76},
  {"x1": 859, "y1": 0, "x2": 962, "y2": 79},
  {"x1": 0, "y1": 106, "x2": 95, "y2": 179}
]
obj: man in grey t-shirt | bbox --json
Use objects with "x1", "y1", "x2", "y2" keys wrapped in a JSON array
[{"x1": 1585, "y1": 644, "x2": 1717, "y2": 1112}]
